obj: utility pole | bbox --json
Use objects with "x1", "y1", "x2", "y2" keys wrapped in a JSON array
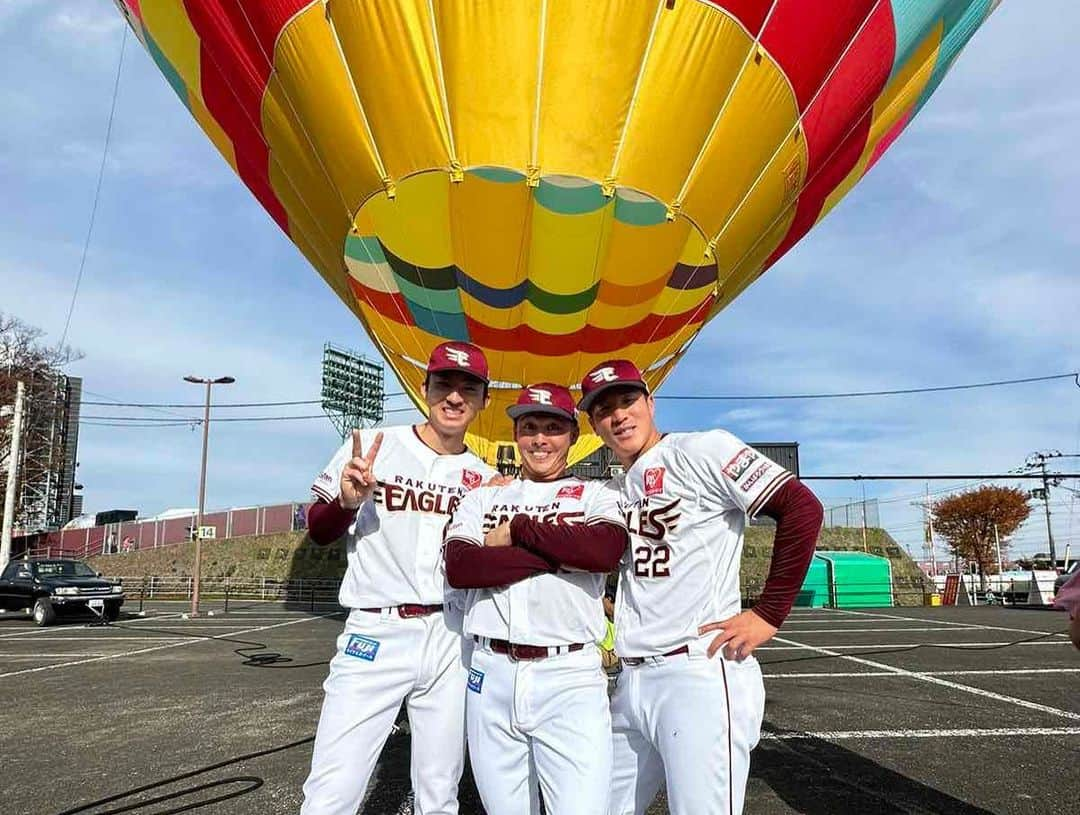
[
  {"x1": 1, "y1": 381, "x2": 26, "y2": 572},
  {"x1": 993, "y1": 523, "x2": 1003, "y2": 576},
  {"x1": 927, "y1": 484, "x2": 937, "y2": 576},
  {"x1": 860, "y1": 482, "x2": 868, "y2": 553},
  {"x1": 911, "y1": 484, "x2": 937, "y2": 576},
  {"x1": 1025, "y1": 451, "x2": 1062, "y2": 570},
  {"x1": 183, "y1": 375, "x2": 235, "y2": 616}
]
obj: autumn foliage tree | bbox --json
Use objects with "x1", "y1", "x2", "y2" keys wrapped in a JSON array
[{"x1": 931, "y1": 486, "x2": 1031, "y2": 585}]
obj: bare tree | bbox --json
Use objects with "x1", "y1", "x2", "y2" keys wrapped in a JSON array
[
  {"x1": 1, "y1": 313, "x2": 82, "y2": 533},
  {"x1": 931, "y1": 485, "x2": 1031, "y2": 588}
]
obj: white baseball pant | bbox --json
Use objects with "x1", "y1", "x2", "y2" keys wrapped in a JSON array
[
  {"x1": 608, "y1": 648, "x2": 765, "y2": 815},
  {"x1": 466, "y1": 640, "x2": 612, "y2": 815},
  {"x1": 301, "y1": 607, "x2": 470, "y2": 815}
]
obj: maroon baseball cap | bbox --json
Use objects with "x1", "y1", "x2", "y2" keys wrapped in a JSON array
[
  {"x1": 426, "y1": 342, "x2": 489, "y2": 384},
  {"x1": 507, "y1": 383, "x2": 577, "y2": 422},
  {"x1": 578, "y1": 359, "x2": 649, "y2": 412}
]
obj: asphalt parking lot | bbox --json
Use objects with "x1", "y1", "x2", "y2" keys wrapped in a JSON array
[{"x1": 1, "y1": 601, "x2": 1076, "y2": 814}]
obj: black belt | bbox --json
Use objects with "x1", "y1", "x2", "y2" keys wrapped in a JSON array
[
  {"x1": 621, "y1": 645, "x2": 690, "y2": 666},
  {"x1": 360, "y1": 603, "x2": 443, "y2": 618},
  {"x1": 475, "y1": 635, "x2": 586, "y2": 661}
]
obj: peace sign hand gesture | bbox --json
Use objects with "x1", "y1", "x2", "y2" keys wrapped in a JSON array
[{"x1": 339, "y1": 430, "x2": 383, "y2": 510}]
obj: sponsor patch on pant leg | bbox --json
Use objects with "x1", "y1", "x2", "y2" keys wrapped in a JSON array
[
  {"x1": 344, "y1": 634, "x2": 380, "y2": 661},
  {"x1": 467, "y1": 668, "x2": 484, "y2": 693}
]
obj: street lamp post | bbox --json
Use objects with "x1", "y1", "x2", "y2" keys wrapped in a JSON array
[{"x1": 183, "y1": 375, "x2": 234, "y2": 616}]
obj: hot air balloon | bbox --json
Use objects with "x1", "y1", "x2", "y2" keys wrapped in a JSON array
[{"x1": 112, "y1": 0, "x2": 1001, "y2": 463}]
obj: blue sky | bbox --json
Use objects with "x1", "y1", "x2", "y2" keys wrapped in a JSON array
[{"x1": 1, "y1": 1, "x2": 1077, "y2": 561}]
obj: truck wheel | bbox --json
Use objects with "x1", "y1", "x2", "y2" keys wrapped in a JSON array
[
  {"x1": 104, "y1": 602, "x2": 121, "y2": 622},
  {"x1": 33, "y1": 598, "x2": 57, "y2": 627}
]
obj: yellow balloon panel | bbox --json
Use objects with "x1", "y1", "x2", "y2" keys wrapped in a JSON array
[
  {"x1": 435, "y1": 0, "x2": 539, "y2": 171},
  {"x1": 262, "y1": 84, "x2": 356, "y2": 246},
  {"x1": 365, "y1": 172, "x2": 454, "y2": 268},
  {"x1": 330, "y1": 0, "x2": 453, "y2": 179},
  {"x1": 449, "y1": 172, "x2": 533, "y2": 290},
  {"x1": 617, "y1": 0, "x2": 752, "y2": 203},
  {"x1": 535, "y1": 0, "x2": 655, "y2": 179},
  {"x1": 272, "y1": 7, "x2": 385, "y2": 212},
  {"x1": 141, "y1": 0, "x2": 201, "y2": 93},
  {"x1": 679, "y1": 54, "x2": 800, "y2": 239}
]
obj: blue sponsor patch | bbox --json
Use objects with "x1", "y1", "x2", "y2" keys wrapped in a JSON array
[
  {"x1": 467, "y1": 668, "x2": 484, "y2": 693},
  {"x1": 344, "y1": 634, "x2": 380, "y2": 661}
]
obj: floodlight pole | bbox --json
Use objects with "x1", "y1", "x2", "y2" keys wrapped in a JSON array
[
  {"x1": 183, "y1": 375, "x2": 234, "y2": 616},
  {"x1": 1, "y1": 381, "x2": 26, "y2": 573}
]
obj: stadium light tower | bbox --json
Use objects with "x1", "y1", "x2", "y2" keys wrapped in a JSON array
[{"x1": 183, "y1": 375, "x2": 235, "y2": 616}]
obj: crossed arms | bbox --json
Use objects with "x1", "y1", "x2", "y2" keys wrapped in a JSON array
[{"x1": 444, "y1": 518, "x2": 628, "y2": 589}]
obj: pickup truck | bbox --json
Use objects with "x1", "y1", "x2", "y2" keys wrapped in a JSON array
[{"x1": 0, "y1": 559, "x2": 124, "y2": 626}]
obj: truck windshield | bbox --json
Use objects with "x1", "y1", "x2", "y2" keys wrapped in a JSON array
[{"x1": 32, "y1": 562, "x2": 98, "y2": 578}]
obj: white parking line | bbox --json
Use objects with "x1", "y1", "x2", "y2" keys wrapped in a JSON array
[
  {"x1": 761, "y1": 727, "x2": 1080, "y2": 740},
  {"x1": 0, "y1": 653, "x2": 110, "y2": 659},
  {"x1": 759, "y1": 641, "x2": 1072, "y2": 650},
  {"x1": 783, "y1": 616, "x2": 902, "y2": 622},
  {"x1": 829, "y1": 608, "x2": 1069, "y2": 639},
  {"x1": 0, "y1": 613, "x2": 183, "y2": 638},
  {"x1": 0, "y1": 637, "x2": 186, "y2": 642},
  {"x1": 0, "y1": 613, "x2": 336, "y2": 679},
  {"x1": 764, "y1": 668, "x2": 1080, "y2": 678},
  {"x1": 771, "y1": 627, "x2": 980, "y2": 633},
  {"x1": 772, "y1": 635, "x2": 1080, "y2": 721}
]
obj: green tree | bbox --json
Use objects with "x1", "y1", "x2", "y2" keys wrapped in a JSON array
[{"x1": 932, "y1": 485, "x2": 1031, "y2": 587}]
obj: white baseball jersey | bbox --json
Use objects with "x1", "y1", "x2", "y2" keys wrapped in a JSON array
[
  {"x1": 312, "y1": 424, "x2": 495, "y2": 609},
  {"x1": 445, "y1": 477, "x2": 625, "y2": 646},
  {"x1": 612, "y1": 431, "x2": 792, "y2": 657}
]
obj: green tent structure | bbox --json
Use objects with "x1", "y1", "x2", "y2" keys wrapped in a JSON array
[
  {"x1": 794, "y1": 551, "x2": 894, "y2": 609},
  {"x1": 794, "y1": 557, "x2": 831, "y2": 608}
]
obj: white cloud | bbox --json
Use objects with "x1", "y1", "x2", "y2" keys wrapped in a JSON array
[{"x1": 45, "y1": 2, "x2": 123, "y2": 39}]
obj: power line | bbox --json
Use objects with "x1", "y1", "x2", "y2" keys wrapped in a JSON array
[
  {"x1": 78, "y1": 405, "x2": 419, "y2": 427},
  {"x1": 804, "y1": 473, "x2": 1080, "y2": 481},
  {"x1": 81, "y1": 388, "x2": 195, "y2": 421},
  {"x1": 81, "y1": 398, "x2": 325, "y2": 408},
  {"x1": 59, "y1": 25, "x2": 127, "y2": 349},
  {"x1": 74, "y1": 370, "x2": 1079, "y2": 410},
  {"x1": 654, "y1": 372, "x2": 1080, "y2": 401}
]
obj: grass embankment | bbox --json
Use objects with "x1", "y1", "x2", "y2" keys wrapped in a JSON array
[
  {"x1": 90, "y1": 526, "x2": 928, "y2": 606},
  {"x1": 88, "y1": 531, "x2": 345, "y2": 582}
]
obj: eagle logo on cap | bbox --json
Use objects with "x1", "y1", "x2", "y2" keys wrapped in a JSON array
[
  {"x1": 528, "y1": 388, "x2": 553, "y2": 404},
  {"x1": 445, "y1": 347, "x2": 471, "y2": 366},
  {"x1": 590, "y1": 366, "x2": 618, "y2": 383}
]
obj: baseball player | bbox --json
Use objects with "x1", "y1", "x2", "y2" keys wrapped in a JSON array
[
  {"x1": 443, "y1": 383, "x2": 628, "y2": 814},
  {"x1": 577, "y1": 359, "x2": 824, "y2": 815},
  {"x1": 300, "y1": 342, "x2": 496, "y2": 815}
]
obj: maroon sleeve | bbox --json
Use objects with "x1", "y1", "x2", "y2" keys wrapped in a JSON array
[
  {"x1": 509, "y1": 516, "x2": 628, "y2": 573},
  {"x1": 751, "y1": 480, "x2": 824, "y2": 628},
  {"x1": 444, "y1": 539, "x2": 556, "y2": 589},
  {"x1": 306, "y1": 498, "x2": 356, "y2": 546}
]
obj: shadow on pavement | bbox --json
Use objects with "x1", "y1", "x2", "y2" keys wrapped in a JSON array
[{"x1": 751, "y1": 721, "x2": 997, "y2": 815}]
